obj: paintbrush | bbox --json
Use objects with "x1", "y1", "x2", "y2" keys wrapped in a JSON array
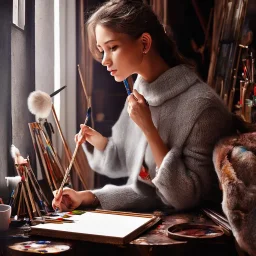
[
  {"x1": 33, "y1": 127, "x2": 55, "y2": 192},
  {"x1": 54, "y1": 107, "x2": 91, "y2": 212},
  {"x1": 77, "y1": 64, "x2": 92, "y2": 124},
  {"x1": 56, "y1": 108, "x2": 91, "y2": 198},
  {"x1": 27, "y1": 91, "x2": 52, "y2": 119},
  {"x1": 202, "y1": 208, "x2": 232, "y2": 236},
  {"x1": 123, "y1": 79, "x2": 132, "y2": 95},
  {"x1": 33, "y1": 217, "x2": 74, "y2": 224},
  {"x1": 27, "y1": 86, "x2": 67, "y2": 120},
  {"x1": 50, "y1": 85, "x2": 67, "y2": 97},
  {"x1": 123, "y1": 78, "x2": 149, "y2": 106}
]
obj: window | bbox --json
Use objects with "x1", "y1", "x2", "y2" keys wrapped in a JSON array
[{"x1": 13, "y1": 0, "x2": 25, "y2": 30}]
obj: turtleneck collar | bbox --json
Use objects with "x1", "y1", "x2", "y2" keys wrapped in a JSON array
[{"x1": 134, "y1": 65, "x2": 199, "y2": 106}]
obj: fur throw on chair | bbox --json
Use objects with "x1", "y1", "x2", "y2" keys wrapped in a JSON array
[{"x1": 213, "y1": 132, "x2": 256, "y2": 256}]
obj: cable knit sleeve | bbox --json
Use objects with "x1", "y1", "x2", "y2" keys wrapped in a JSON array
[
  {"x1": 82, "y1": 101, "x2": 130, "y2": 179},
  {"x1": 152, "y1": 107, "x2": 233, "y2": 210},
  {"x1": 93, "y1": 183, "x2": 164, "y2": 211}
]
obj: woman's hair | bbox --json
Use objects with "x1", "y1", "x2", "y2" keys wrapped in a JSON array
[{"x1": 86, "y1": 0, "x2": 192, "y2": 67}]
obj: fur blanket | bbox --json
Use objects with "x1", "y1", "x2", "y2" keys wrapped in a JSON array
[{"x1": 213, "y1": 132, "x2": 256, "y2": 256}]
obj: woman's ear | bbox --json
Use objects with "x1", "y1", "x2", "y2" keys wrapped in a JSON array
[{"x1": 140, "y1": 33, "x2": 152, "y2": 54}]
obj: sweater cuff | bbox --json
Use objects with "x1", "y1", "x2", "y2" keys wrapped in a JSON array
[
  {"x1": 82, "y1": 138, "x2": 113, "y2": 170},
  {"x1": 92, "y1": 184, "x2": 163, "y2": 211},
  {"x1": 152, "y1": 148, "x2": 180, "y2": 187}
]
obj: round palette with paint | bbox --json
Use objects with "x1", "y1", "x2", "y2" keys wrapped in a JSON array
[
  {"x1": 8, "y1": 240, "x2": 71, "y2": 254},
  {"x1": 167, "y1": 223, "x2": 224, "y2": 241}
]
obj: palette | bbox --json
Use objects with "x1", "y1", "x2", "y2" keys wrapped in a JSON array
[
  {"x1": 167, "y1": 223, "x2": 224, "y2": 241},
  {"x1": 8, "y1": 240, "x2": 71, "y2": 254}
]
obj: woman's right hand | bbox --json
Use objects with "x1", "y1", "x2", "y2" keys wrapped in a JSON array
[
  {"x1": 52, "y1": 188, "x2": 82, "y2": 212},
  {"x1": 74, "y1": 124, "x2": 108, "y2": 151},
  {"x1": 52, "y1": 188, "x2": 100, "y2": 212}
]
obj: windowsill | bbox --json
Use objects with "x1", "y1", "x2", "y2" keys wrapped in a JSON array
[{"x1": 12, "y1": 23, "x2": 25, "y2": 32}]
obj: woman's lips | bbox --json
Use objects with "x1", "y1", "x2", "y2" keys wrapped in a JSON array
[{"x1": 110, "y1": 70, "x2": 117, "y2": 76}]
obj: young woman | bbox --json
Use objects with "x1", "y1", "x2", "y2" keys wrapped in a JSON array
[{"x1": 52, "y1": 0, "x2": 234, "y2": 212}]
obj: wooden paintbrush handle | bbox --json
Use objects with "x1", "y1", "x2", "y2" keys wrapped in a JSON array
[
  {"x1": 33, "y1": 127, "x2": 54, "y2": 192},
  {"x1": 77, "y1": 64, "x2": 89, "y2": 104},
  {"x1": 23, "y1": 171, "x2": 37, "y2": 214},
  {"x1": 51, "y1": 105, "x2": 88, "y2": 190},
  {"x1": 58, "y1": 143, "x2": 80, "y2": 193},
  {"x1": 21, "y1": 182, "x2": 33, "y2": 220}
]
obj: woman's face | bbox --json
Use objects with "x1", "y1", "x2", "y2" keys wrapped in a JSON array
[{"x1": 95, "y1": 25, "x2": 144, "y2": 82}]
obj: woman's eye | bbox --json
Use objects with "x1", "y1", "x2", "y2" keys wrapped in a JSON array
[
  {"x1": 110, "y1": 46, "x2": 117, "y2": 52},
  {"x1": 100, "y1": 51, "x2": 104, "y2": 59}
]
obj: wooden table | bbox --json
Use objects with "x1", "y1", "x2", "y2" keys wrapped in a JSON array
[{"x1": 1, "y1": 210, "x2": 238, "y2": 256}]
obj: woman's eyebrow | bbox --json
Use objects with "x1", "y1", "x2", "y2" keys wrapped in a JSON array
[{"x1": 97, "y1": 39, "x2": 118, "y2": 48}]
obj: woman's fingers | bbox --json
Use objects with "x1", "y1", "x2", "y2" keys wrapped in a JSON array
[
  {"x1": 53, "y1": 189, "x2": 62, "y2": 200},
  {"x1": 52, "y1": 190, "x2": 62, "y2": 209},
  {"x1": 74, "y1": 134, "x2": 78, "y2": 143},
  {"x1": 128, "y1": 89, "x2": 148, "y2": 106},
  {"x1": 52, "y1": 203, "x2": 61, "y2": 212},
  {"x1": 52, "y1": 197, "x2": 62, "y2": 211},
  {"x1": 74, "y1": 125, "x2": 93, "y2": 144},
  {"x1": 133, "y1": 89, "x2": 149, "y2": 106},
  {"x1": 52, "y1": 188, "x2": 72, "y2": 212},
  {"x1": 132, "y1": 89, "x2": 143, "y2": 102},
  {"x1": 80, "y1": 124, "x2": 95, "y2": 135},
  {"x1": 74, "y1": 125, "x2": 105, "y2": 149}
]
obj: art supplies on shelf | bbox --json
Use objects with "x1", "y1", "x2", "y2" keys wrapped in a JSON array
[
  {"x1": 232, "y1": 44, "x2": 256, "y2": 122},
  {"x1": 30, "y1": 210, "x2": 161, "y2": 244}
]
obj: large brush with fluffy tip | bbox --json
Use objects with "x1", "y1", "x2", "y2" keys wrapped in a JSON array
[
  {"x1": 27, "y1": 91, "x2": 52, "y2": 119},
  {"x1": 27, "y1": 86, "x2": 67, "y2": 119},
  {"x1": 27, "y1": 88, "x2": 69, "y2": 152}
]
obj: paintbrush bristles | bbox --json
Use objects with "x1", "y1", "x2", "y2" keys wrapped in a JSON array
[{"x1": 27, "y1": 91, "x2": 52, "y2": 119}]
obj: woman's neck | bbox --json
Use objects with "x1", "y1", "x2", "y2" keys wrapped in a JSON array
[{"x1": 138, "y1": 50, "x2": 171, "y2": 83}]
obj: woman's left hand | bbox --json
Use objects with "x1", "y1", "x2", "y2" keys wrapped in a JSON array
[{"x1": 127, "y1": 89, "x2": 154, "y2": 134}]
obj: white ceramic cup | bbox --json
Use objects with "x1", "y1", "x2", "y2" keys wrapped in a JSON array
[{"x1": 0, "y1": 204, "x2": 11, "y2": 231}]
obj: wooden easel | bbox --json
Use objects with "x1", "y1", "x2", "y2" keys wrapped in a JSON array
[{"x1": 11, "y1": 159, "x2": 50, "y2": 220}]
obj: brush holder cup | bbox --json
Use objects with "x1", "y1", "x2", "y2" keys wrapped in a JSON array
[{"x1": 0, "y1": 204, "x2": 12, "y2": 231}]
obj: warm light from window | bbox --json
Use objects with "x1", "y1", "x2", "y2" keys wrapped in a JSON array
[{"x1": 54, "y1": 0, "x2": 60, "y2": 120}]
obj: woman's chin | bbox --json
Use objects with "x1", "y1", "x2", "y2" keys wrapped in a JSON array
[{"x1": 113, "y1": 76, "x2": 125, "y2": 82}]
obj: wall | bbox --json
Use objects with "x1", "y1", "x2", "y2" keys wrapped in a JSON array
[
  {"x1": 0, "y1": 0, "x2": 12, "y2": 201},
  {"x1": 0, "y1": 0, "x2": 35, "y2": 201},
  {"x1": 12, "y1": 0, "x2": 35, "y2": 174}
]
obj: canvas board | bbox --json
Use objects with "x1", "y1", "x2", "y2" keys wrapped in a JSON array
[{"x1": 30, "y1": 210, "x2": 160, "y2": 244}]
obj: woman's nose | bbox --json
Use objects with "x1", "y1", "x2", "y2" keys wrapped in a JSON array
[{"x1": 101, "y1": 53, "x2": 111, "y2": 66}]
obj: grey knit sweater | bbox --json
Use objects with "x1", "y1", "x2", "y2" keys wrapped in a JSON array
[{"x1": 83, "y1": 64, "x2": 233, "y2": 211}]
